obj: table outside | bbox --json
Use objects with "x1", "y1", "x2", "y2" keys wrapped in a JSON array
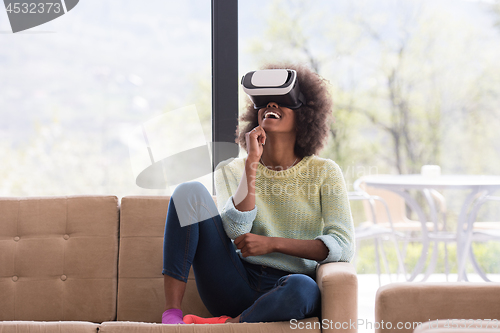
[{"x1": 359, "y1": 174, "x2": 500, "y2": 282}]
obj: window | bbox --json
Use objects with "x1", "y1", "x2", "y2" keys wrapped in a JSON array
[{"x1": 0, "y1": 0, "x2": 212, "y2": 197}]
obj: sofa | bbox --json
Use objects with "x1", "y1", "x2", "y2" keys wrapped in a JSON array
[
  {"x1": 0, "y1": 195, "x2": 358, "y2": 333},
  {"x1": 375, "y1": 282, "x2": 500, "y2": 333}
]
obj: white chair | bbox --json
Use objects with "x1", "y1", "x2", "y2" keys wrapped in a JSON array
[
  {"x1": 458, "y1": 195, "x2": 500, "y2": 282},
  {"x1": 349, "y1": 190, "x2": 406, "y2": 286},
  {"x1": 354, "y1": 177, "x2": 450, "y2": 281}
]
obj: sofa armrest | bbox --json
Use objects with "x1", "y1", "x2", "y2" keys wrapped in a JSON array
[
  {"x1": 375, "y1": 283, "x2": 500, "y2": 333},
  {"x1": 316, "y1": 262, "x2": 358, "y2": 333}
]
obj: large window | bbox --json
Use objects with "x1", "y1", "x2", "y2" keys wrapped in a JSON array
[
  {"x1": 0, "y1": 0, "x2": 212, "y2": 197},
  {"x1": 239, "y1": 0, "x2": 500, "y2": 184},
  {"x1": 238, "y1": 0, "x2": 500, "y2": 225}
]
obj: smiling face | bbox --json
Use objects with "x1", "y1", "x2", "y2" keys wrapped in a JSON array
[{"x1": 257, "y1": 102, "x2": 297, "y2": 134}]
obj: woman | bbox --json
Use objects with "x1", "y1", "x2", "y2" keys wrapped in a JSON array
[{"x1": 161, "y1": 63, "x2": 355, "y2": 325}]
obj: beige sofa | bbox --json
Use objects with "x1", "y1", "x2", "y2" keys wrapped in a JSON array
[
  {"x1": 0, "y1": 195, "x2": 358, "y2": 333},
  {"x1": 375, "y1": 282, "x2": 500, "y2": 333}
]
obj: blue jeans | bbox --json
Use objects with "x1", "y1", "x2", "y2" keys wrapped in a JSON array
[{"x1": 162, "y1": 181, "x2": 321, "y2": 323}]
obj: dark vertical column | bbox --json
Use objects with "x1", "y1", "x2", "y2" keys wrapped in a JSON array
[{"x1": 212, "y1": 0, "x2": 239, "y2": 194}]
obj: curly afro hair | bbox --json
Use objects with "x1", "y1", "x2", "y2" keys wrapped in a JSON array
[{"x1": 236, "y1": 63, "x2": 334, "y2": 158}]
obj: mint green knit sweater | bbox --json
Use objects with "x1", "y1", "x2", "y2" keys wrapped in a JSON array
[{"x1": 214, "y1": 154, "x2": 355, "y2": 275}]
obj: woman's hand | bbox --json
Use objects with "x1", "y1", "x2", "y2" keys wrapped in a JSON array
[
  {"x1": 232, "y1": 126, "x2": 264, "y2": 211},
  {"x1": 245, "y1": 125, "x2": 266, "y2": 162},
  {"x1": 236, "y1": 235, "x2": 329, "y2": 261},
  {"x1": 234, "y1": 233, "x2": 274, "y2": 257}
]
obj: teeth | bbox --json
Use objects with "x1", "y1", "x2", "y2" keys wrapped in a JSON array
[{"x1": 264, "y1": 111, "x2": 281, "y2": 119}]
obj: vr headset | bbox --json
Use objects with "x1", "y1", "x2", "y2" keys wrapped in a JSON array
[{"x1": 241, "y1": 69, "x2": 306, "y2": 109}]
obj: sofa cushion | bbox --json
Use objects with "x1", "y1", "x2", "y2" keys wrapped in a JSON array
[
  {"x1": 117, "y1": 196, "x2": 213, "y2": 323},
  {"x1": 0, "y1": 196, "x2": 119, "y2": 322},
  {"x1": 375, "y1": 282, "x2": 500, "y2": 333},
  {"x1": 99, "y1": 317, "x2": 321, "y2": 333},
  {"x1": 0, "y1": 321, "x2": 98, "y2": 333}
]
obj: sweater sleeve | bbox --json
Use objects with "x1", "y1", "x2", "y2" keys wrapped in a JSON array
[
  {"x1": 214, "y1": 158, "x2": 257, "y2": 239},
  {"x1": 315, "y1": 161, "x2": 355, "y2": 263}
]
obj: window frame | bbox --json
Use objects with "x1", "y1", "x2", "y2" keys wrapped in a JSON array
[{"x1": 211, "y1": 0, "x2": 239, "y2": 195}]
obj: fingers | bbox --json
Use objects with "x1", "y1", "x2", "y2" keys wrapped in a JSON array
[
  {"x1": 245, "y1": 127, "x2": 265, "y2": 160},
  {"x1": 234, "y1": 234, "x2": 244, "y2": 247},
  {"x1": 258, "y1": 127, "x2": 266, "y2": 145},
  {"x1": 239, "y1": 245, "x2": 248, "y2": 257},
  {"x1": 248, "y1": 126, "x2": 266, "y2": 145},
  {"x1": 234, "y1": 236, "x2": 247, "y2": 256},
  {"x1": 239, "y1": 244, "x2": 251, "y2": 257},
  {"x1": 234, "y1": 234, "x2": 267, "y2": 257},
  {"x1": 234, "y1": 233, "x2": 251, "y2": 249},
  {"x1": 234, "y1": 234, "x2": 251, "y2": 256}
]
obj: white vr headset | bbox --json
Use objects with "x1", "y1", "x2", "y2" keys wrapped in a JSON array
[{"x1": 241, "y1": 69, "x2": 306, "y2": 109}]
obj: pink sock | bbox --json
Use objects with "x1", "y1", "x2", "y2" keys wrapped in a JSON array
[{"x1": 162, "y1": 309, "x2": 186, "y2": 324}]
